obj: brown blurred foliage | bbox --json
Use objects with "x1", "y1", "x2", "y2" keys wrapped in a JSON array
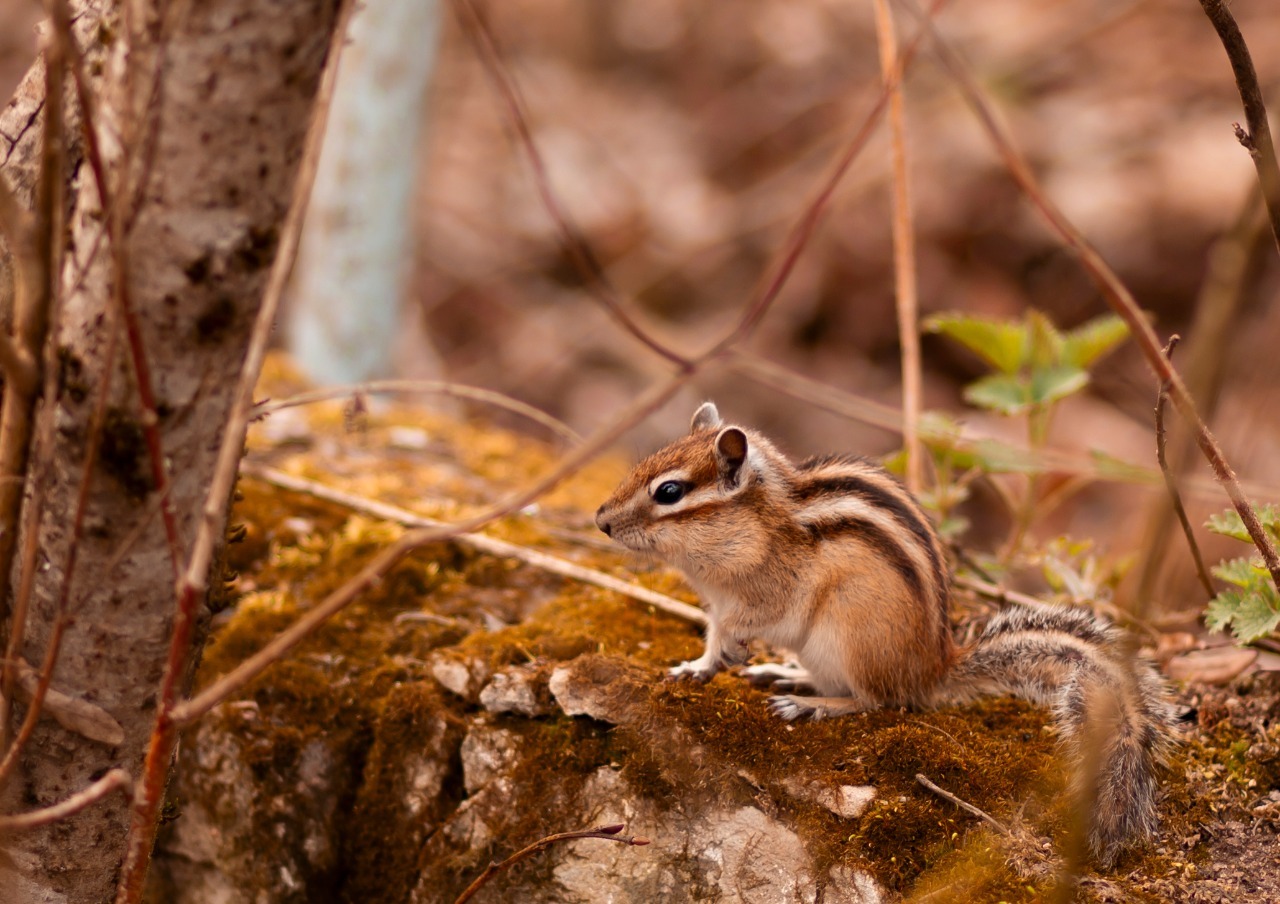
[{"x1": 3, "y1": 0, "x2": 1278, "y2": 607}]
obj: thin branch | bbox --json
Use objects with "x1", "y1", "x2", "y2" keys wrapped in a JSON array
[
  {"x1": 0, "y1": 14, "x2": 66, "y2": 756},
  {"x1": 1133, "y1": 186, "x2": 1265, "y2": 608},
  {"x1": 953, "y1": 574, "x2": 1054, "y2": 613},
  {"x1": 915, "y1": 773, "x2": 1010, "y2": 836},
  {"x1": 449, "y1": 0, "x2": 686, "y2": 368},
  {"x1": 255, "y1": 379, "x2": 582, "y2": 445},
  {"x1": 452, "y1": 823, "x2": 650, "y2": 904},
  {"x1": 243, "y1": 462, "x2": 706, "y2": 626},
  {"x1": 896, "y1": 0, "x2": 1280, "y2": 595},
  {"x1": 872, "y1": 0, "x2": 923, "y2": 493},
  {"x1": 1154, "y1": 336, "x2": 1214, "y2": 600},
  {"x1": 11, "y1": 658, "x2": 124, "y2": 746},
  {"x1": 170, "y1": 366, "x2": 702, "y2": 727},
  {"x1": 0, "y1": 768, "x2": 132, "y2": 833},
  {"x1": 710, "y1": 0, "x2": 953, "y2": 355},
  {"x1": 1197, "y1": 0, "x2": 1280, "y2": 255}
]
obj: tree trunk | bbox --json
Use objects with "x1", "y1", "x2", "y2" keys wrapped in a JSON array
[{"x1": 0, "y1": 1, "x2": 341, "y2": 901}]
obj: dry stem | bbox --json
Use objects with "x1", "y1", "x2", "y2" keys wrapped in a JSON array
[
  {"x1": 450, "y1": 0, "x2": 684, "y2": 367},
  {"x1": 915, "y1": 772, "x2": 1010, "y2": 836},
  {"x1": 872, "y1": 0, "x2": 923, "y2": 493},
  {"x1": 1197, "y1": 0, "x2": 1280, "y2": 255},
  {"x1": 0, "y1": 11, "x2": 64, "y2": 749},
  {"x1": 1154, "y1": 336, "x2": 1214, "y2": 600},
  {"x1": 452, "y1": 823, "x2": 650, "y2": 904},
  {"x1": 256, "y1": 379, "x2": 581, "y2": 445},
  {"x1": 0, "y1": 768, "x2": 132, "y2": 833},
  {"x1": 711, "y1": 0, "x2": 952, "y2": 356},
  {"x1": 243, "y1": 463, "x2": 706, "y2": 626}
]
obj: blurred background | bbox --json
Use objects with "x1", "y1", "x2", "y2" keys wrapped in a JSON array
[{"x1": 2, "y1": 0, "x2": 1278, "y2": 613}]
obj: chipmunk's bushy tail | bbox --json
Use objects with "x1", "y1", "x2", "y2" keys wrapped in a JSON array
[{"x1": 937, "y1": 604, "x2": 1181, "y2": 867}]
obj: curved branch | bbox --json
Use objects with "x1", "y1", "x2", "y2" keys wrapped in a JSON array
[{"x1": 1197, "y1": 0, "x2": 1280, "y2": 255}]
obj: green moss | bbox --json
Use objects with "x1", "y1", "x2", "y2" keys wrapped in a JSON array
[{"x1": 186, "y1": 374, "x2": 1277, "y2": 902}]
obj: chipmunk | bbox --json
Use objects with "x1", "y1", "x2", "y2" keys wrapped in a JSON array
[{"x1": 595, "y1": 402, "x2": 1181, "y2": 867}]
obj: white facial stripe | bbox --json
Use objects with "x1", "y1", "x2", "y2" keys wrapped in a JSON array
[{"x1": 797, "y1": 496, "x2": 934, "y2": 586}]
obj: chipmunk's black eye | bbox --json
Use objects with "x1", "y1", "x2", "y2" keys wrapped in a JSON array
[{"x1": 653, "y1": 481, "x2": 686, "y2": 505}]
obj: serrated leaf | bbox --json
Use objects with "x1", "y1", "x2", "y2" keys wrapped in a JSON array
[
  {"x1": 1205, "y1": 504, "x2": 1280, "y2": 544},
  {"x1": 1025, "y1": 310, "x2": 1065, "y2": 370},
  {"x1": 1029, "y1": 364, "x2": 1089, "y2": 405},
  {"x1": 1211, "y1": 557, "x2": 1267, "y2": 589},
  {"x1": 1229, "y1": 590, "x2": 1280, "y2": 643},
  {"x1": 925, "y1": 313, "x2": 1026, "y2": 374},
  {"x1": 1062, "y1": 314, "x2": 1130, "y2": 368},
  {"x1": 1206, "y1": 510, "x2": 1252, "y2": 542},
  {"x1": 1204, "y1": 591, "x2": 1240, "y2": 634},
  {"x1": 964, "y1": 373, "x2": 1032, "y2": 415}
]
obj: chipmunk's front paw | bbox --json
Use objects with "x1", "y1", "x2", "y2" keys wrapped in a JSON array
[
  {"x1": 744, "y1": 662, "x2": 814, "y2": 693},
  {"x1": 667, "y1": 659, "x2": 718, "y2": 683},
  {"x1": 768, "y1": 695, "x2": 820, "y2": 721}
]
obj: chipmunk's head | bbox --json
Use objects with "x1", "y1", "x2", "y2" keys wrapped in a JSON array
[{"x1": 595, "y1": 402, "x2": 785, "y2": 571}]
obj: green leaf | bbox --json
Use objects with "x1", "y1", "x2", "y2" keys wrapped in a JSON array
[
  {"x1": 1062, "y1": 314, "x2": 1130, "y2": 368},
  {"x1": 1028, "y1": 364, "x2": 1089, "y2": 405},
  {"x1": 1230, "y1": 590, "x2": 1280, "y2": 643},
  {"x1": 968, "y1": 438, "x2": 1043, "y2": 474},
  {"x1": 964, "y1": 373, "x2": 1031, "y2": 415},
  {"x1": 1088, "y1": 450, "x2": 1159, "y2": 485},
  {"x1": 1204, "y1": 591, "x2": 1240, "y2": 634},
  {"x1": 936, "y1": 515, "x2": 970, "y2": 541},
  {"x1": 1205, "y1": 504, "x2": 1280, "y2": 544},
  {"x1": 1211, "y1": 557, "x2": 1267, "y2": 589},
  {"x1": 924, "y1": 313, "x2": 1026, "y2": 374},
  {"x1": 1025, "y1": 310, "x2": 1065, "y2": 370}
]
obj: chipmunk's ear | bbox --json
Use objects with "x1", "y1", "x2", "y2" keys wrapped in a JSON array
[
  {"x1": 715, "y1": 427, "x2": 748, "y2": 485},
  {"x1": 690, "y1": 402, "x2": 723, "y2": 433}
]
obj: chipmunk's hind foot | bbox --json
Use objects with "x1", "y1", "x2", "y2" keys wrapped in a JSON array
[{"x1": 768, "y1": 694, "x2": 870, "y2": 721}]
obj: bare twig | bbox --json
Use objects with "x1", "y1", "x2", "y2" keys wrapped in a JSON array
[
  {"x1": 11, "y1": 658, "x2": 125, "y2": 746},
  {"x1": 449, "y1": 0, "x2": 685, "y2": 368},
  {"x1": 255, "y1": 379, "x2": 582, "y2": 445},
  {"x1": 1154, "y1": 336, "x2": 1214, "y2": 600},
  {"x1": 243, "y1": 462, "x2": 706, "y2": 625},
  {"x1": 872, "y1": 0, "x2": 923, "y2": 493},
  {"x1": 0, "y1": 768, "x2": 132, "y2": 833},
  {"x1": 452, "y1": 823, "x2": 650, "y2": 904},
  {"x1": 915, "y1": 773, "x2": 1010, "y2": 836},
  {"x1": 0, "y1": 6, "x2": 125, "y2": 778},
  {"x1": 896, "y1": 0, "x2": 1280, "y2": 595},
  {"x1": 710, "y1": 0, "x2": 953, "y2": 355},
  {"x1": 1133, "y1": 188, "x2": 1265, "y2": 607},
  {"x1": 0, "y1": 15, "x2": 66, "y2": 754},
  {"x1": 114, "y1": 4, "x2": 359, "y2": 901},
  {"x1": 1197, "y1": 0, "x2": 1280, "y2": 255},
  {"x1": 953, "y1": 574, "x2": 1054, "y2": 613}
]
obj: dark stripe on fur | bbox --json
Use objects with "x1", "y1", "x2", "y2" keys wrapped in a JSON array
[
  {"x1": 794, "y1": 474, "x2": 948, "y2": 606},
  {"x1": 804, "y1": 517, "x2": 925, "y2": 600}
]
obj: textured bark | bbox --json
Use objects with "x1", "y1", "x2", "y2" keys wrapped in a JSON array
[{"x1": 0, "y1": 1, "x2": 340, "y2": 901}]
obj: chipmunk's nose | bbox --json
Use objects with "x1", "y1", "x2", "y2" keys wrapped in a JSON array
[{"x1": 595, "y1": 506, "x2": 612, "y2": 537}]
